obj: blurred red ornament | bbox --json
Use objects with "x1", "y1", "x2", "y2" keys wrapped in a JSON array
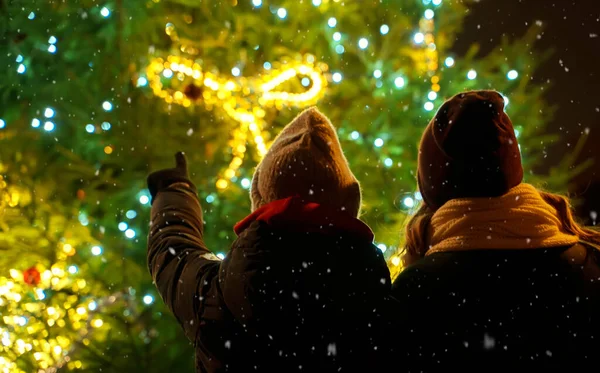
[
  {"x1": 23, "y1": 266, "x2": 41, "y2": 286},
  {"x1": 77, "y1": 189, "x2": 86, "y2": 200},
  {"x1": 184, "y1": 83, "x2": 203, "y2": 100}
]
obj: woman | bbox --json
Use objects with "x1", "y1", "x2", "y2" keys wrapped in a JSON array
[
  {"x1": 392, "y1": 90, "x2": 600, "y2": 372},
  {"x1": 146, "y1": 108, "x2": 393, "y2": 373}
]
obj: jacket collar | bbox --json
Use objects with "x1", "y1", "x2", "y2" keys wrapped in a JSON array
[{"x1": 234, "y1": 197, "x2": 374, "y2": 242}]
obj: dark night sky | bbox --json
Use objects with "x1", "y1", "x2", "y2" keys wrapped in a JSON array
[{"x1": 453, "y1": 0, "x2": 600, "y2": 224}]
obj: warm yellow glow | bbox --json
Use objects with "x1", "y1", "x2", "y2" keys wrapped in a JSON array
[
  {"x1": 104, "y1": 146, "x2": 113, "y2": 155},
  {"x1": 91, "y1": 319, "x2": 103, "y2": 328},
  {"x1": 391, "y1": 256, "x2": 401, "y2": 266},
  {"x1": 216, "y1": 179, "x2": 229, "y2": 190},
  {"x1": 146, "y1": 54, "x2": 328, "y2": 186}
]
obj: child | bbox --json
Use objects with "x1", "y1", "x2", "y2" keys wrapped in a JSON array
[{"x1": 147, "y1": 108, "x2": 394, "y2": 373}]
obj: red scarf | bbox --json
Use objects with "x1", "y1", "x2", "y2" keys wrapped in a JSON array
[{"x1": 234, "y1": 197, "x2": 374, "y2": 242}]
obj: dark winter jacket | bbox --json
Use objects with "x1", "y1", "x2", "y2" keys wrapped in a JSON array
[
  {"x1": 391, "y1": 243, "x2": 600, "y2": 372},
  {"x1": 148, "y1": 183, "x2": 395, "y2": 373}
]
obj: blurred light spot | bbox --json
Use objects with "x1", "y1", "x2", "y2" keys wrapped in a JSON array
[
  {"x1": 43, "y1": 121, "x2": 55, "y2": 131},
  {"x1": 380, "y1": 24, "x2": 389, "y2": 35},
  {"x1": 374, "y1": 138, "x2": 384, "y2": 147},
  {"x1": 358, "y1": 38, "x2": 369, "y2": 49},
  {"x1": 394, "y1": 77, "x2": 405, "y2": 88},
  {"x1": 91, "y1": 246, "x2": 102, "y2": 256},
  {"x1": 143, "y1": 295, "x2": 154, "y2": 305}
]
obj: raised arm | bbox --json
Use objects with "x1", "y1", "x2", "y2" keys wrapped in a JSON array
[{"x1": 147, "y1": 152, "x2": 223, "y2": 344}]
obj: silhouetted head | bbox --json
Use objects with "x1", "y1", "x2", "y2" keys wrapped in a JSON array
[
  {"x1": 417, "y1": 90, "x2": 523, "y2": 210},
  {"x1": 250, "y1": 107, "x2": 362, "y2": 217}
]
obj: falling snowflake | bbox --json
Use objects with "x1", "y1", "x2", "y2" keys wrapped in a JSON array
[{"x1": 483, "y1": 334, "x2": 495, "y2": 350}]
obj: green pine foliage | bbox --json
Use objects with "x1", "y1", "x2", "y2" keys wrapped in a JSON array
[{"x1": 0, "y1": 0, "x2": 586, "y2": 371}]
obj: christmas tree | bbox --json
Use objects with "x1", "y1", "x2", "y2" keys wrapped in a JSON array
[{"x1": 0, "y1": 0, "x2": 590, "y2": 371}]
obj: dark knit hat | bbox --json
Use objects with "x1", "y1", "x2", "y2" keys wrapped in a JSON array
[{"x1": 417, "y1": 90, "x2": 523, "y2": 210}]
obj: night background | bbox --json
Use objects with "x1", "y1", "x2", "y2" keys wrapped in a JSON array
[
  {"x1": 0, "y1": 0, "x2": 598, "y2": 371},
  {"x1": 459, "y1": 0, "x2": 600, "y2": 224}
]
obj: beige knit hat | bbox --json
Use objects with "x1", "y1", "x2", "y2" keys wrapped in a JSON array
[{"x1": 250, "y1": 107, "x2": 362, "y2": 217}]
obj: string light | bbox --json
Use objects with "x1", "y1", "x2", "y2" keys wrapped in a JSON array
[
  {"x1": 432, "y1": 0, "x2": 442, "y2": 5},
  {"x1": 350, "y1": 131, "x2": 360, "y2": 140},
  {"x1": 118, "y1": 222, "x2": 128, "y2": 231},
  {"x1": 445, "y1": 57, "x2": 455, "y2": 67},
  {"x1": 467, "y1": 69, "x2": 477, "y2": 80},
  {"x1": 146, "y1": 28, "x2": 328, "y2": 189},
  {"x1": 394, "y1": 77, "x2": 405, "y2": 88},
  {"x1": 424, "y1": 9, "x2": 435, "y2": 19},
  {"x1": 413, "y1": 32, "x2": 425, "y2": 44},
  {"x1": 139, "y1": 195, "x2": 149, "y2": 205},
  {"x1": 44, "y1": 108, "x2": 55, "y2": 118},
  {"x1": 91, "y1": 246, "x2": 102, "y2": 256},
  {"x1": 241, "y1": 178, "x2": 251, "y2": 189},
  {"x1": 332, "y1": 72, "x2": 343, "y2": 83},
  {"x1": 503, "y1": 95, "x2": 509, "y2": 108},
  {"x1": 137, "y1": 77, "x2": 148, "y2": 87},
  {"x1": 48, "y1": 45, "x2": 57, "y2": 54},
  {"x1": 403, "y1": 196, "x2": 415, "y2": 208},
  {"x1": 358, "y1": 38, "x2": 369, "y2": 49},
  {"x1": 415, "y1": 192, "x2": 423, "y2": 201},
  {"x1": 101, "y1": 121, "x2": 111, "y2": 130},
  {"x1": 384, "y1": 158, "x2": 393, "y2": 167},
  {"x1": 312, "y1": 0, "x2": 322, "y2": 5},
  {"x1": 391, "y1": 256, "x2": 401, "y2": 266},
  {"x1": 424, "y1": 102, "x2": 435, "y2": 111},
  {"x1": 125, "y1": 229, "x2": 136, "y2": 239},
  {"x1": 428, "y1": 91, "x2": 437, "y2": 100},
  {"x1": 374, "y1": 138, "x2": 384, "y2": 147},
  {"x1": 102, "y1": 101, "x2": 113, "y2": 111},
  {"x1": 328, "y1": 17, "x2": 337, "y2": 27},
  {"x1": 380, "y1": 24, "x2": 389, "y2": 35},
  {"x1": 377, "y1": 244, "x2": 387, "y2": 253},
  {"x1": 216, "y1": 253, "x2": 226, "y2": 260},
  {"x1": 143, "y1": 295, "x2": 154, "y2": 305},
  {"x1": 0, "y1": 178, "x2": 122, "y2": 373},
  {"x1": 16, "y1": 55, "x2": 23, "y2": 63},
  {"x1": 100, "y1": 7, "x2": 110, "y2": 17},
  {"x1": 43, "y1": 121, "x2": 55, "y2": 132},
  {"x1": 333, "y1": 32, "x2": 342, "y2": 41},
  {"x1": 126, "y1": 210, "x2": 137, "y2": 219},
  {"x1": 28, "y1": 12, "x2": 35, "y2": 19},
  {"x1": 373, "y1": 69, "x2": 382, "y2": 78},
  {"x1": 48, "y1": 36, "x2": 57, "y2": 44},
  {"x1": 31, "y1": 119, "x2": 41, "y2": 128},
  {"x1": 507, "y1": 69, "x2": 518, "y2": 80},
  {"x1": 335, "y1": 45, "x2": 345, "y2": 54},
  {"x1": 17, "y1": 64, "x2": 26, "y2": 74},
  {"x1": 0, "y1": 119, "x2": 5, "y2": 129},
  {"x1": 85, "y1": 124, "x2": 95, "y2": 133},
  {"x1": 251, "y1": 0, "x2": 262, "y2": 6},
  {"x1": 277, "y1": 8, "x2": 287, "y2": 19},
  {"x1": 206, "y1": 195, "x2": 215, "y2": 203},
  {"x1": 231, "y1": 67, "x2": 241, "y2": 76}
]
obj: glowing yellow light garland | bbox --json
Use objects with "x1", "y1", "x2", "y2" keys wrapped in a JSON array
[
  {"x1": 0, "y1": 176, "x2": 118, "y2": 373},
  {"x1": 146, "y1": 25, "x2": 328, "y2": 189}
]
